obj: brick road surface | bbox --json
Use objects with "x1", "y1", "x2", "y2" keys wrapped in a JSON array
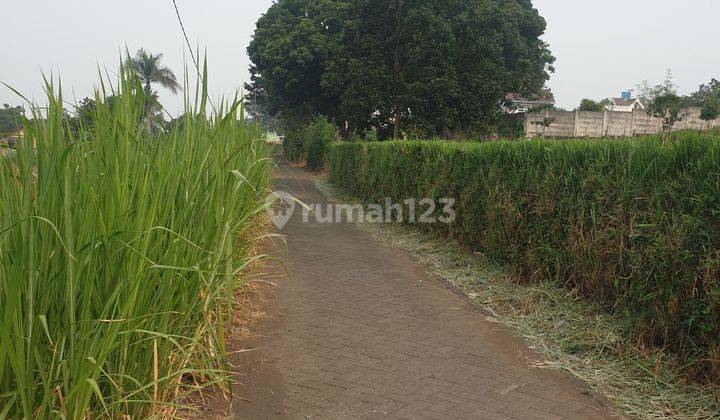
[{"x1": 222, "y1": 162, "x2": 618, "y2": 419}]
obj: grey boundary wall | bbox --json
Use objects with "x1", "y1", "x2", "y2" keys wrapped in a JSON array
[{"x1": 525, "y1": 107, "x2": 720, "y2": 138}]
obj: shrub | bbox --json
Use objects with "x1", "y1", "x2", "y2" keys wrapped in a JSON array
[
  {"x1": 283, "y1": 129, "x2": 304, "y2": 161},
  {"x1": 328, "y1": 135, "x2": 720, "y2": 382},
  {"x1": 647, "y1": 92, "x2": 684, "y2": 135},
  {"x1": 303, "y1": 116, "x2": 337, "y2": 170},
  {"x1": 278, "y1": 104, "x2": 313, "y2": 162},
  {"x1": 0, "y1": 68, "x2": 271, "y2": 416},
  {"x1": 701, "y1": 98, "x2": 720, "y2": 122}
]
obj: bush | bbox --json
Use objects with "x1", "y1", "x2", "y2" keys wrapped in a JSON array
[
  {"x1": 282, "y1": 129, "x2": 304, "y2": 161},
  {"x1": 277, "y1": 104, "x2": 313, "y2": 162},
  {"x1": 279, "y1": 115, "x2": 336, "y2": 166},
  {"x1": 303, "y1": 116, "x2": 337, "y2": 170},
  {"x1": 328, "y1": 134, "x2": 720, "y2": 382}
]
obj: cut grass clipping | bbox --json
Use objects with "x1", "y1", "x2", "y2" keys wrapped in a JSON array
[
  {"x1": 0, "y1": 64, "x2": 271, "y2": 417},
  {"x1": 315, "y1": 178, "x2": 720, "y2": 419}
]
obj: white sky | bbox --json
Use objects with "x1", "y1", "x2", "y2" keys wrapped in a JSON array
[
  {"x1": 535, "y1": 0, "x2": 720, "y2": 108},
  {"x1": 1, "y1": 0, "x2": 719, "y2": 113}
]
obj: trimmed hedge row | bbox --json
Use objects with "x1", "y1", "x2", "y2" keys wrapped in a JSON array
[{"x1": 328, "y1": 135, "x2": 720, "y2": 382}]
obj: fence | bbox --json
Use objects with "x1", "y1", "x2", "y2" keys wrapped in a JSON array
[{"x1": 525, "y1": 107, "x2": 720, "y2": 138}]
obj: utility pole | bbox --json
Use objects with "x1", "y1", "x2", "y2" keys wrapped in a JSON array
[{"x1": 253, "y1": 89, "x2": 258, "y2": 125}]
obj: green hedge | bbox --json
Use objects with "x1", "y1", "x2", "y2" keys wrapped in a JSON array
[{"x1": 328, "y1": 135, "x2": 720, "y2": 382}]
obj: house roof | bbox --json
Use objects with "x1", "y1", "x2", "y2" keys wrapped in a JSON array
[
  {"x1": 612, "y1": 98, "x2": 643, "y2": 107},
  {"x1": 506, "y1": 89, "x2": 555, "y2": 104}
]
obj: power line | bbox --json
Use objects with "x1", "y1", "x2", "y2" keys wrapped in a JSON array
[{"x1": 171, "y1": 0, "x2": 217, "y2": 113}]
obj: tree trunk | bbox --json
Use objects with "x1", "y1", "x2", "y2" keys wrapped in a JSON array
[
  {"x1": 340, "y1": 120, "x2": 352, "y2": 140},
  {"x1": 144, "y1": 82, "x2": 153, "y2": 132},
  {"x1": 392, "y1": 0, "x2": 403, "y2": 139}
]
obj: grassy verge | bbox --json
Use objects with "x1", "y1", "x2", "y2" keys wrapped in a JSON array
[
  {"x1": 315, "y1": 177, "x2": 720, "y2": 419},
  {"x1": 0, "y1": 66, "x2": 271, "y2": 417}
]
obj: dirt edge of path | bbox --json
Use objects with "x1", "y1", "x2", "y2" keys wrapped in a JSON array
[{"x1": 186, "y1": 227, "x2": 291, "y2": 418}]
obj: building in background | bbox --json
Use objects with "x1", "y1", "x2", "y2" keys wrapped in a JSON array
[
  {"x1": 605, "y1": 91, "x2": 645, "y2": 112},
  {"x1": 505, "y1": 89, "x2": 556, "y2": 114},
  {"x1": 0, "y1": 127, "x2": 24, "y2": 148}
]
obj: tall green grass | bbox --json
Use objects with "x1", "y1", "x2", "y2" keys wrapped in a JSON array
[
  {"x1": 328, "y1": 135, "x2": 720, "y2": 384},
  {"x1": 0, "y1": 65, "x2": 271, "y2": 417}
]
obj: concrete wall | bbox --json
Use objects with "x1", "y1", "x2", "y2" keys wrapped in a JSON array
[
  {"x1": 632, "y1": 112, "x2": 660, "y2": 135},
  {"x1": 543, "y1": 110, "x2": 575, "y2": 137},
  {"x1": 575, "y1": 111, "x2": 604, "y2": 137},
  {"x1": 525, "y1": 107, "x2": 720, "y2": 138}
]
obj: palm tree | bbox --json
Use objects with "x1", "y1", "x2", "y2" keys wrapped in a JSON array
[{"x1": 128, "y1": 49, "x2": 181, "y2": 127}]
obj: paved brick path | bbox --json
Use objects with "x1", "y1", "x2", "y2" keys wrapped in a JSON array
[{"x1": 225, "y1": 163, "x2": 617, "y2": 419}]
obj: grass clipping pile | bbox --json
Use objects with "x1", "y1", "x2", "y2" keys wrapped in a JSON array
[{"x1": 315, "y1": 178, "x2": 720, "y2": 419}]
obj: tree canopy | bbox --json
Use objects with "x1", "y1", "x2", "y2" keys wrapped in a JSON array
[
  {"x1": 635, "y1": 70, "x2": 677, "y2": 106},
  {"x1": 635, "y1": 72, "x2": 720, "y2": 124},
  {"x1": 647, "y1": 92, "x2": 684, "y2": 135},
  {"x1": 248, "y1": 0, "x2": 554, "y2": 139},
  {"x1": 0, "y1": 104, "x2": 24, "y2": 135},
  {"x1": 687, "y1": 78, "x2": 720, "y2": 121},
  {"x1": 577, "y1": 98, "x2": 610, "y2": 112},
  {"x1": 126, "y1": 49, "x2": 180, "y2": 128},
  {"x1": 700, "y1": 97, "x2": 719, "y2": 122}
]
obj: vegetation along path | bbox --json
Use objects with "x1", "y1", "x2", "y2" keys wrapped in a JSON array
[{"x1": 230, "y1": 162, "x2": 618, "y2": 419}]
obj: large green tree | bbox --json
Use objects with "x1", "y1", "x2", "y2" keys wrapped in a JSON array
[
  {"x1": 0, "y1": 104, "x2": 24, "y2": 135},
  {"x1": 248, "y1": 0, "x2": 554, "y2": 139},
  {"x1": 247, "y1": 0, "x2": 348, "y2": 121}
]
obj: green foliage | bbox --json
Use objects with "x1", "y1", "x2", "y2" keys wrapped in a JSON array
[
  {"x1": 283, "y1": 131, "x2": 305, "y2": 162},
  {"x1": 701, "y1": 98, "x2": 720, "y2": 121},
  {"x1": 128, "y1": 48, "x2": 180, "y2": 96},
  {"x1": 248, "y1": 0, "x2": 555, "y2": 139},
  {"x1": 303, "y1": 116, "x2": 337, "y2": 170},
  {"x1": 280, "y1": 104, "x2": 315, "y2": 162},
  {"x1": 328, "y1": 135, "x2": 720, "y2": 383},
  {"x1": 686, "y1": 78, "x2": 720, "y2": 107},
  {"x1": 126, "y1": 49, "x2": 181, "y2": 127},
  {"x1": 0, "y1": 67, "x2": 271, "y2": 417},
  {"x1": 495, "y1": 113, "x2": 526, "y2": 139},
  {"x1": 636, "y1": 75, "x2": 720, "y2": 126},
  {"x1": 247, "y1": 0, "x2": 348, "y2": 118},
  {"x1": 68, "y1": 96, "x2": 119, "y2": 133},
  {"x1": 530, "y1": 116, "x2": 555, "y2": 131},
  {"x1": 647, "y1": 92, "x2": 684, "y2": 134},
  {"x1": 577, "y1": 98, "x2": 610, "y2": 112},
  {"x1": 0, "y1": 104, "x2": 24, "y2": 134},
  {"x1": 685, "y1": 79, "x2": 720, "y2": 122},
  {"x1": 636, "y1": 69, "x2": 677, "y2": 105}
]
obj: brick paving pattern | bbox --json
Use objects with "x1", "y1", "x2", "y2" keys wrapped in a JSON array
[{"x1": 228, "y1": 162, "x2": 617, "y2": 419}]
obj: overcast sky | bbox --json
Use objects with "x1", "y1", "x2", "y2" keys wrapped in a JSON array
[{"x1": 1, "y1": 0, "x2": 719, "y2": 113}]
